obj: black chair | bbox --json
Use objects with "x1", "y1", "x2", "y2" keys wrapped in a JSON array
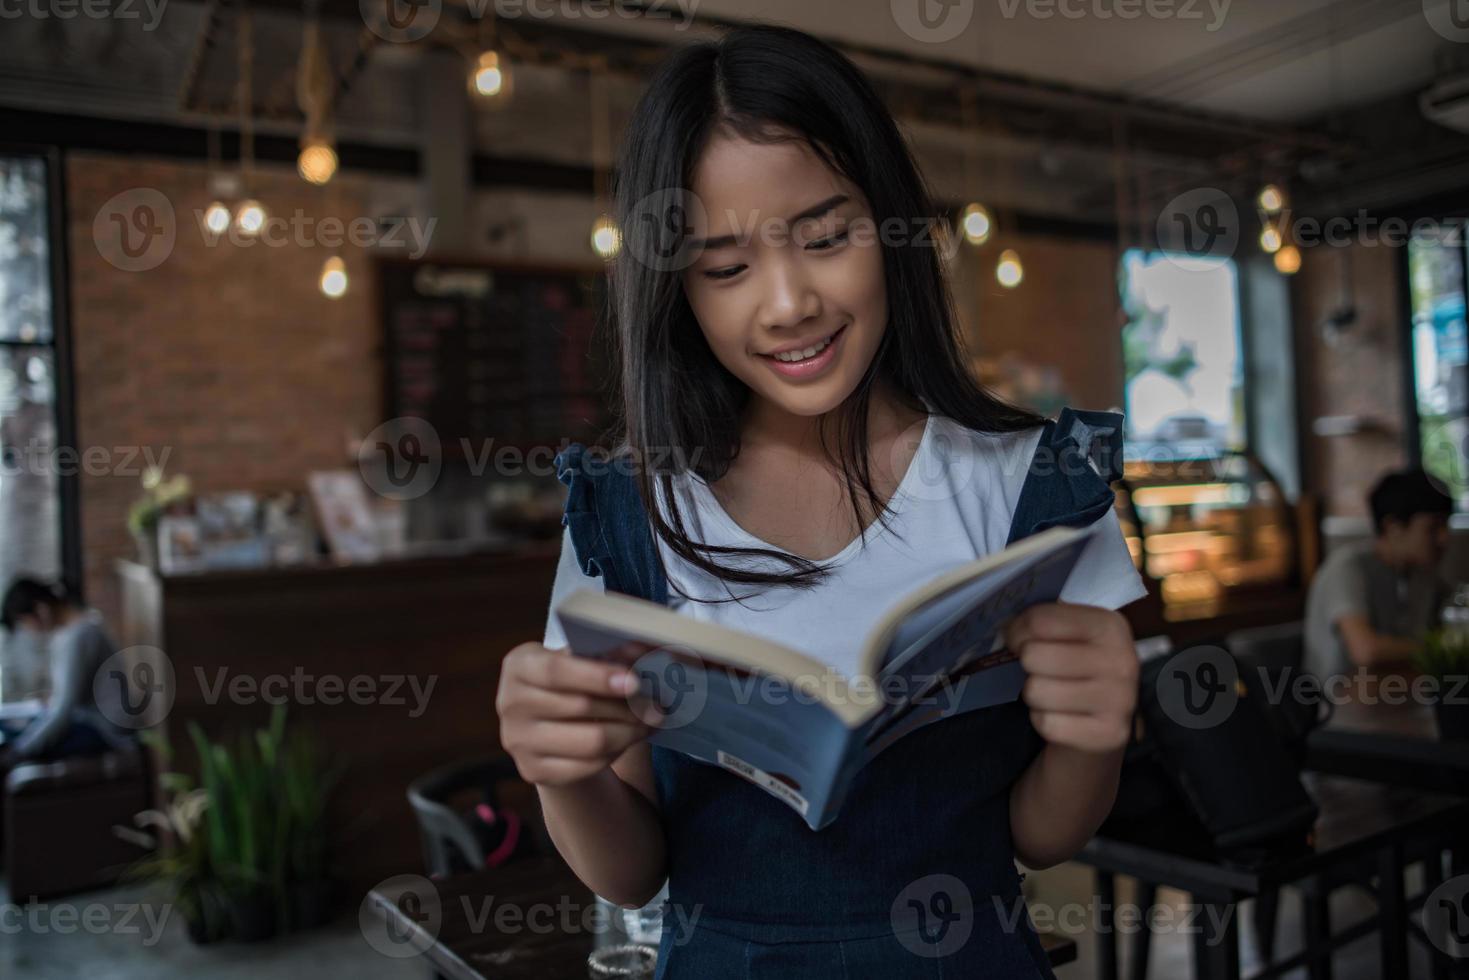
[{"x1": 407, "y1": 757, "x2": 543, "y2": 878}]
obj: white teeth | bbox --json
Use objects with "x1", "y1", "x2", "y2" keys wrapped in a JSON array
[{"x1": 772, "y1": 334, "x2": 833, "y2": 362}]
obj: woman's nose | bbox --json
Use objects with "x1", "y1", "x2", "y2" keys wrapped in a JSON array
[{"x1": 755, "y1": 258, "x2": 821, "y2": 331}]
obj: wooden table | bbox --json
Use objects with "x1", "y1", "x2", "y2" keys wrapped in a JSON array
[
  {"x1": 366, "y1": 855, "x2": 1078, "y2": 978},
  {"x1": 1306, "y1": 683, "x2": 1469, "y2": 795},
  {"x1": 1076, "y1": 773, "x2": 1469, "y2": 980}
]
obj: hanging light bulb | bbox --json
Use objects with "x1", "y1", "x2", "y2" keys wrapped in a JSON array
[
  {"x1": 319, "y1": 255, "x2": 348, "y2": 298},
  {"x1": 1259, "y1": 220, "x2": 1283, "y2": 254},
  {"x1": 204, "y1": 201, "x2": 231, "y2": 235},
  {"x1": 1258, "y1": 184, "x2": 1285, "y2": 215},
  {"x1": 298, "y1": 136, "x2": 338, "y2": 185},
  {"x1": 996, "y1": 249, "x2": 1024, "y2": 288},
  {"x1": 960, "y1": 202, "x2": 992, "y2": 245},
  {"x1": 235, "y1": 199, "x2": 266, "y2": 237},
  {"x1": 472, "y1": 51, "x2": 507, "y2": 98},
  {"x1": 1274, "y1": 244, "x2": 1302, "y2": 275},
  {"x1": 590, "y1": 214, "x2": 621, "y2": 259}
]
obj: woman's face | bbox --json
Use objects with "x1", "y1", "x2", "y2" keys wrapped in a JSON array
[{"x1": 680, "y1": 129, "x2": 887, "y2": 427}]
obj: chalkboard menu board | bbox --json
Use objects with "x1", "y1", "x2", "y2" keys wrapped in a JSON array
[{"x1": 377, "y1": 258, "x2": 615, "y2": 454}]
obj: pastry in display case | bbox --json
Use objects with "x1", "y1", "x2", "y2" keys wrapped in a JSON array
[{"x1": 1114, "y1": 453, "x2": 1295, "y2": 620}]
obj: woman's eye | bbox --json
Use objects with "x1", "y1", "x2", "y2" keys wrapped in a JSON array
[
  {"x1": 806, "y1": 230, "x2": 850, "y2": 251},
  {"x1": 703, "y1": 265, "x2": 745, "y2": 281}
]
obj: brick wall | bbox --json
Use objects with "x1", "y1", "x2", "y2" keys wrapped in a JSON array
[
  {"x1": 1290, "y1": 242, "x2": 1411, "y2": 519},
  {"x1": 68, "y1": 154, "x2": 383, "y2": 622}
]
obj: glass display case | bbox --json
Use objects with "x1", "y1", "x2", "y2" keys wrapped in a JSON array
[{"x1": 1115, "y1": 453, "x2": 1296, "y2": 621}]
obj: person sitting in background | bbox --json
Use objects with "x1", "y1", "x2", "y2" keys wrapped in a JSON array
[
  {"x1": 1304, "y1": 468, "x2": 1453, "y2": 680},
  {"x1": 0, "y1": 577, "x2": 133, "y2": 767}
]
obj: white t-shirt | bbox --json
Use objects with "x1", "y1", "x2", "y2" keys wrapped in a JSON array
[{"x1": 542, "y1": 413, "x2": 1147, "y2": 675}]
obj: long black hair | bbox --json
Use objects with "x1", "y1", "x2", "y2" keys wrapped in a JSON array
[{"x1": 602, "y1": 23, "x2": 1042, "y2": 602}]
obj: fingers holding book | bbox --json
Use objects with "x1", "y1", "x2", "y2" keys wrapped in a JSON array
[
  {"x1": 1006, "y1": 603, "x2": 1139, "y2": 754},
  {"x1": 496, "y1": 640, "x2": 663, "y2": 787}
]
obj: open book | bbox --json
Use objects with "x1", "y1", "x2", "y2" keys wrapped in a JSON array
[{"x1": 553, "y1": 524, "x2": 1095, "y2": 830}]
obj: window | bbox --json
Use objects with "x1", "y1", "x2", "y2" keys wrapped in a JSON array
[
  {"x1": 1408, "y1": 226, "x2": 1469, "y2": 507},
  {"x1": 1119, "y1": 249, "x2": 1246, "y2": 460},
  {"x1": 0, "y1": 150, "x2": 74, "y2": 693}
]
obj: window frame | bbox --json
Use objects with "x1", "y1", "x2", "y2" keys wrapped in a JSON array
[{"x1": 0, "y1": 143, "x2": 82, "y2": 596}]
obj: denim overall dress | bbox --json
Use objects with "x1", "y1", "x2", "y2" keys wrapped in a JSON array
[{"x1": 553, "y1": 408, "x2": 1124, "y2": 980}]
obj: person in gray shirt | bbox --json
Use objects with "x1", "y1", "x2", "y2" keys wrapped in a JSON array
[
  {"x1": 0, "y1": 577, "x2": 133, "y2": 765},
  {"x1": 1304, "y1": 469, "x2": 1453, "y2": 680}
]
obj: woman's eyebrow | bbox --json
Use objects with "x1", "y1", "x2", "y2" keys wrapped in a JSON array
[{"x1": 691, "y1": 194, "x2": 850, "y2": 250}]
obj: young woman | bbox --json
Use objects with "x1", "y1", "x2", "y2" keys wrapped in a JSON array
[
  {"x1": 495, "y1": 24, "x2": 1145, "y2": 978},
  {"x1": 0, "y1": 577, "x2": 133, "y2": 765}
]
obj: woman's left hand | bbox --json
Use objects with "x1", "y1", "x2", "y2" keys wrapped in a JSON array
[{"x1": 1005, "y1": 603, "x2": 1139, "y2": 754}]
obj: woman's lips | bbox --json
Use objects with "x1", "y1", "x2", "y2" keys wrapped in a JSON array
[{"x1": 757, "y1": 323, "x2": 848, "y2": 380}]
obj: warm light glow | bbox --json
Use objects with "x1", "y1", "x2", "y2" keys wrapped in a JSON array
[
  {"x1": 298, "y1": 139, "x2": 338, "y2": 185},
  {"x1": 320, "y1": 256, "x2": 348, "y2": 298},
  {"x1": 1259, "y1": 222, "x2": 1282, "y2": 254},
  {"x1": 1274, "y1": 244, "x2": 1302, "y2": 275},
  {"x1": 204, "y1": 201, "x2": 231, "y2": 235},
  {"x1": 473, "y1": 51, "x2": 506, "y2": 98},
  {"x1": 590, "y1": 214, "x2": 621, "y2": 259},
  {"x1": 996, "y1": 249, "x2": 1023, "y2": 288},
  {"x1": 960, "y1": 202, "x2": 992, "y2": 245},
  {"x1": 235, "y1": 199, "x2": 267, "y2": 236},
  {"x1": 1257, "y1": 184, "x2": 1285, "y2": 214}
]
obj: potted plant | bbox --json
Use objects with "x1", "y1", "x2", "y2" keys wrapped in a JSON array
[
  {"x1": 115, "y1": 733, "x2": 230, "y2": 944},
  {"x1": 127, "y1": 467, "x2": 192, "y2": 569},
  {"x1": 279, "y1": 723, "x2": 344, "y2": 930},
  {"x1": 1414, "y1": 628, "x2": 1469, "y2": 742},
  {"x1": 190, "y1": 712, "x2": 288, "y2": 942}
]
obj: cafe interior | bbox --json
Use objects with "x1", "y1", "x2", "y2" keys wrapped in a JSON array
[{"x1": 2, "y1": 0, "x2": 1469, "y2": 978}]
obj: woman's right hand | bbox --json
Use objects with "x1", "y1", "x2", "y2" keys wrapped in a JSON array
[{"x1": 495, "y1": 641, "x2": 657, "y2": 788}]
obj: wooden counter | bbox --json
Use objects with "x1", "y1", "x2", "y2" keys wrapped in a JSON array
[{"x1": 117, "y1": 543, "x2": 560, "y2": 895}]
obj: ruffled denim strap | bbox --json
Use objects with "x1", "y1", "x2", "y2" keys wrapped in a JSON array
[
  {"x1": 1004, "y1": 406, "x2": 1126, "y2": 547},
  {"x1": 553, "y1": 443, "x2": 669, "y2": 605}
]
